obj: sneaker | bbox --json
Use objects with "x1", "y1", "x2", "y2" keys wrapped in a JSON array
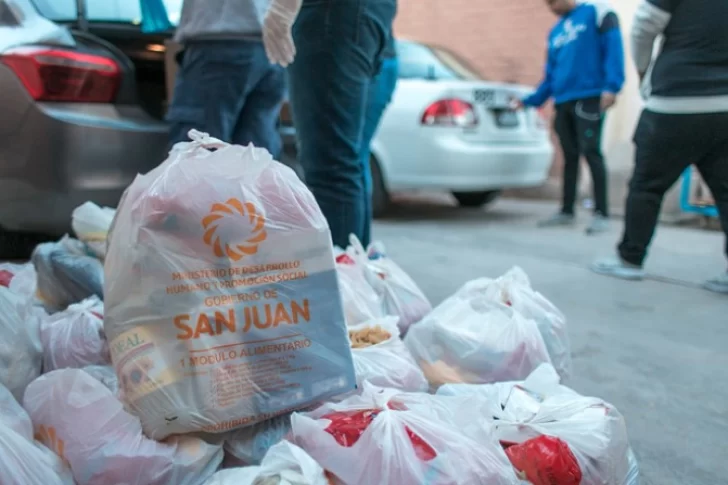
[
  {"x1": 591, "y1": 257, "x2": 645, "y2": 281},
  {"x1": 538, "y1": 213, "x2": 576, "y2": 228},
  {"x1": 704, "y1": 272, "x2": 728, "y2": 294},
  {"x1": 586, "y1": 214, "x2": 610, "y2": 235}
]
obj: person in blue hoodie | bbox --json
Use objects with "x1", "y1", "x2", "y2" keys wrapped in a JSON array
[{"x1": 517, "y1": 0, "x2": 625, "y2": 234}]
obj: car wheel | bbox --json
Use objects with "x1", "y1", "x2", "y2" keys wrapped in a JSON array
[
  {"x1": 452, "y1": 190, "x2": 502, "y2": 208},
  {"x1": 371, "y1": 156, "x2": 390, "y2": 218},
  {"x1": 0, "y1": 227, "x2": 54, "y2": 261}
]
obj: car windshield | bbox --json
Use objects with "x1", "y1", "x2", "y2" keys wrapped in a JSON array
[
  {"x1": 397, "y1": 41, "x2": 482, "y2": 81},
  {"x1": 31, "y1": 0, "x2": 183, "y2": 25}
]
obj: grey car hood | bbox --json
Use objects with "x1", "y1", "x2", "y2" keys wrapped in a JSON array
[{"x1": 0, "y1": 0, "x2": 74, "y2": 52}]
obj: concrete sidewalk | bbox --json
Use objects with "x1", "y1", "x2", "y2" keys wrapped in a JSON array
[{"x1": 374, "y1": 196, "x2": 726, "y2": 485}]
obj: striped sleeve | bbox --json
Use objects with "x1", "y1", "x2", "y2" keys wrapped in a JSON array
[{"x1": 631, "y1": 0, "x2": 673, "y2": 74}]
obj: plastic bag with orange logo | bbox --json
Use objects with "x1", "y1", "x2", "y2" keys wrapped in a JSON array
[
  {"x1": 205, "y1": 441, "x2": 329, "y2": 485},
  {"x1": 289, "y1": 383, "x2": 520, "y2": 485},
  {"x1": 0, "y1": 286, "x2": 43, "y2": 401},
  {"x1": 0, "y1": 382, "x2": 74, "y2": 485},
  {"x1": 104, "y1": 129, "x2": 356, "y2": 439},
  {"x1": 455, "y1": 267, "x2": 572, "y2": 381},
  {"x1": 23, "y1": 368, "x2": 223, "y2": 485},
  {"x1": 40, "y1": 296, "x2": 109, "y2": 371}
]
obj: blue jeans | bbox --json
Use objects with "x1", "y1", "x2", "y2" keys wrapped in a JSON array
[
  {"x1": 166, "y1": 40, "x2": 286, "y2": 158},
  {"x1": 287, "y1": 0, "x2": 397, "y2": 249},
  {"x1": 360, "y1": 56, "x2": 398, "y2": 245}
]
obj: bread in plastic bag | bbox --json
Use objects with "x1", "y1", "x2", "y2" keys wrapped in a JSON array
[
  {"x1": 404, "y1": 295, "x2": 550, "y2": 389},
  {"x1": 23, "y1": 368, "x2": 223, "y2": 485},
  {"x1": 289, "y1": 383, "x2": 520, "y2": 485},
  {"x1": 0, "y1": 286, "x2": 43, "y2": 401},
  {"x1": 345, "y1": 236, "x2": 431, "y2": 335},
  {"x1": 348, "y1": 317, "x2": 428, "y2": 394},
  {"x1": 32, "y1": 236, "x2": 104, "y2": 312},
  {"x1": 456, "y1": 267, "x2": 572, "y2": 380},
  {"x1": 206, "y1": 441, "x2": 329, "y2": 485},
  {"x1": 438, "y1": 364, "x2": 640, "y2": 485},
  {"x1": 41, "y1": 296, "x2": 109, "y2": 371},
  {"x1": 224, "y1": 413, "x2": 294, "y2": 467},
  {"x1": 72, "y1": 201, "x2": 116, "y2": 261},
  {"x1": 334, "y1": 251, "x2": 384, "y2": 326},
  {"x1": 104, "y1": 130, "x2": 356, "y2": 439},
  {"x1": 0, "y1": 382, "x2": 74, "y2": 485}
]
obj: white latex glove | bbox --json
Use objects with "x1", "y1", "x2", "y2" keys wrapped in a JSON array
[{"x1": 263, "y1": 0, "x2": 302, "y2": 67}]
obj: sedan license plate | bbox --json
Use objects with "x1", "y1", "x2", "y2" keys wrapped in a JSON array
[
  {"x1": 473, "y1": 89, "x2": 511, "y2": 108},
  {"x1": 495, "y1": 109, "x2": 520, "y2": 128}
]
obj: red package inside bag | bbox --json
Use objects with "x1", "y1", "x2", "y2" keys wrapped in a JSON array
[
  {"x1": 0, "y1": 270, "x2": 13, "y2": 288},
  {"x1": 323, "y1": 404, "x2": 437, "y2": 462},
  {"x1": 504, "y1": 435, "x2": 582, "y2": 485}
]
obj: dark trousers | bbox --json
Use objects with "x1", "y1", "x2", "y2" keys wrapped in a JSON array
[
  {"x1": 359, "y1": 56, "x2": 399, "y2": 246},
  {"x1": 287, "y1": 0, "x2": 397, "y2": 249},
  {"x1": 166, "y1": 40, "x2": 286, "y2": 158},
  {"x1": 619, "y1": 110, "x2": 728, "y2": 266},
  {"x1": 554, "y1": 97, "x2": 609, "y2": 216}
]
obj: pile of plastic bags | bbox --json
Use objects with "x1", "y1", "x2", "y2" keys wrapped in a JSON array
[{"x1": 0, "y1": 130, "x2": 641, "y2": 485}]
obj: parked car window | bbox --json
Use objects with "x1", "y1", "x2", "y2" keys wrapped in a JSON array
[
  {"x1": 32, "y1": 0, "x2": 182, "y2": 24},
  {"x1": 396, "y1": 41, "x2": 482, "y2": 81}
]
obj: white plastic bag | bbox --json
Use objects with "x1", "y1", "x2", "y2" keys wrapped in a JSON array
[
  {"x1": 72, "y1": 201, "x2": 116, "y2": 261},
  {"x1": 206, "y1": 442, "x2": 329, "y2": 485},
  {"x1": 0, "y1": 382, "x2": 74, "y2": 485},
  {"x1": 438, "y1": 364, "x2": 639, "y2": 485},
  {"x1": 1, "y1": 262, "x2": 38, "y2": 300},
  {"x1": 457, "y1": 267, "x2": 572, "y2": 380},
  {"x1": 32, "y1": 235, "x2": 104, "y2": 312},
  {"x1": 349, "y1": 317, "x2": 428, "y2": 393},
  {"x1": 23, "y1": 368, "x2": 223, "y2": 485},
  {"x1": 82, "y1": 365, "x2": 120, "y2": 395},
  {"x1": 104, "y1": 130, "x2": 356, "y2": 439},
  {"x1": 347, "y1": 236, "x2": 431, "y2": 335},
  {"x1": 41, "y1": 296, "x2": 109, "y2": 371},
  {"x1": 334, "y1": 251, "x2": 384, "y2": 325},
  {"x1": 0, "y1": 287, "x2": 43, "y2": 401},
  {"x1": 224, "y1": 414, "x2": 293, "y2": 467},
  {"x1": 290, "y1": 383, "x2": 520, "y2": 485},
  {"x1": 404, "y1": 293, "x2": 550, "y2": 389}
]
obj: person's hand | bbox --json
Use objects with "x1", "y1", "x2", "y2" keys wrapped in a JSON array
[
  {"x1": 263, "y1": 0, "x2": 302, "y2": 68},
  {"x1": 510, "y1": 97, "x2": 525, "y2": 111},
  {"x1": 600, "y1": 92, "x2": 617, "y2": 111}
]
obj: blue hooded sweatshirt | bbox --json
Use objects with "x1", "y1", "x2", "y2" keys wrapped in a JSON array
[{"x1": 523, "y1": 1, "x2": 625, "y2": 107}]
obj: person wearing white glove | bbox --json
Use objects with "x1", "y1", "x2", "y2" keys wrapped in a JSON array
[
  {"x1": 166, "y1": 0, "x2": 286, "y2": 158},
  {"x1": 274, "y1": 0, "x2": 397, "y2": 249}
]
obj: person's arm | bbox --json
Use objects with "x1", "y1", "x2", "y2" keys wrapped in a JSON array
[
  {"x1": 522, "y1": 46, "x2": 554, "y2": 108},
  {"x1": 632, "y1": 0, "x2": 673, "y2": 80},
  {"x1": 597, "y1": 6, "x2": 626, "y2": 98}
]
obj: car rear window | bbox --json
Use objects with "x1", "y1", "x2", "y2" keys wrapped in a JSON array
[
  {"x1": 397, "y1": 41, "x2": 482, "y2": 81},
  {"x1": 32, "y1": 0, "x2": 182, "y2": 24}
]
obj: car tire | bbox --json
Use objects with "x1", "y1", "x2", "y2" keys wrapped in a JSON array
[
  {"x1": 0, "y1": 227, "x2": 55, "y2": 261},
  {"x1": 371, "y1": 156, "x2": 390, "y2": 218},
  {"x1": 452, "y1": 190, "x2": 501, "y2": 208}
]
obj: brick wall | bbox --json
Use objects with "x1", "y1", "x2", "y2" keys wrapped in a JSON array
[{"x1": 395, "y1": 0, "x2": 565, "y2": 179}]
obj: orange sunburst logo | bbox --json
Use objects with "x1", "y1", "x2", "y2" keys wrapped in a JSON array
[
  {"x1": 35, "y1": 425, "x2": 66, "y2": 461},
  {"x1": 202, "y1": 198, "x2": 267, "y2": 262}
]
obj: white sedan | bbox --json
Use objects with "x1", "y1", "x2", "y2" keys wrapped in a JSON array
[{"x1": 368, "y1": 40, "x2": 553, "y2": 214}]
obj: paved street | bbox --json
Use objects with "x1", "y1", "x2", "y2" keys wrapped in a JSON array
[{"x1": 375, "y1": 195, "x2": 727, "y2": 485}]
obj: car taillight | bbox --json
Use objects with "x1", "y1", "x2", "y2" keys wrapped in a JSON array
[
  {"x1": 1, "y1": 46, "x2": 120, "y2": 103},
  {"x1": 421, "y1": 99, "x2": 478, "y2": 127}
]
